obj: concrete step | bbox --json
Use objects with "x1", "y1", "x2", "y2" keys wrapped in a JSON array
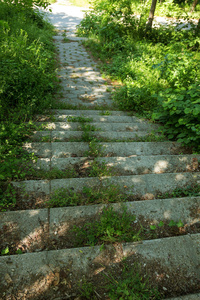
[
  {"x1": 58, "y1": 97, "x2": 113, "y2": 107},
  {"x1": 23, "y1": 141, "x2": 186, "y2": 158},
  {"x1": 35, "y1": 121, "x2": 160, "y2": 132},
  {"x1": 29, "y1": 130, "x2": 161, "y2": 142},
  {"x1": 40, "y1": 113, "x2": 156, "y2": 124},
  {"x1": 49, "y1": 109, "x2": 129, "y2": 116},
  {"x1": 33, "y1": 155, "x2": 200, "y2": 175},
  {"x1": 12, "y1": 172, "x2": 200, "y2": 199},
  {"x1": 1, "y1": 197, "x2": 199, "y2": 255},
  {"x1": 0, "y1": 234, "x2": 199, "y2": 298}
]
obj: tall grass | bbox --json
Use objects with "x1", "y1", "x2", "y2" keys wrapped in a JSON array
[{"x1": 0, "y1": 3, "x2": 58, "y2": 210}]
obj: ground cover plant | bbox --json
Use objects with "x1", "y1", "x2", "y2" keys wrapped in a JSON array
[
  {"x1": 77, "y1": 0, "x2": 200, "y2": 151},
  {"x1": 0, "y1": 1, "x2": 58, "y2": 210}
]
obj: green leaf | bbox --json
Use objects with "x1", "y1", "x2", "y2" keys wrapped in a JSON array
[
  {"x1": 168, "y1": 220, "x2": 176, "y2": 227},
  {"x1": 1, "y1": 246, "x2": 9, "y2": 255},
  {"x1": 158, "y1": 221, "x2": 164, "y2": 227},
  {"x1": 150, "y1": 225, "x2": 156, "y2": 230},
  {"x1": 177, "y1": 220, "x2": 184, "y2": 228},
  {"x1": 184, "y1": 108, "x2": 191, "y2": 114},
  {"x1": 16, "y1": 249, "x2": 23, "y2": 254}
]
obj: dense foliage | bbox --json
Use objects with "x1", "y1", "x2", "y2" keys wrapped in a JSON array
[
  {"x1": 77, "y1": 0, "x2": 200, "y2": 151},
  {"x1": 0, "y1": 2, "x2": 57, "y2": 210}
]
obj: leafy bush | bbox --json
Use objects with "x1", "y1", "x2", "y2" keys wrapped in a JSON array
[
  {"x1": 78, "y1": 1, "x2": 200, "y2": 148},
  {"x1": 152, "y1": 84, "x2": 200, "y2": 149},
  {"x1": 0, "y1": 3, "x2": 57, "y2": 210},
  {"x1": 0, "y1": 4, "x2": 57, "y2": 118}
]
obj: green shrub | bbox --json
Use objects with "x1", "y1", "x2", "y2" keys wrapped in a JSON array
[
  {"x1": 0, "y1": 4, "x2": 57, "y2": 118},
  {"x1": 152, "y1": 84, "x2": 200, "y2": 149},
  {"x1": 0, "y1": 3, "x2": 57, "y2": 209}
]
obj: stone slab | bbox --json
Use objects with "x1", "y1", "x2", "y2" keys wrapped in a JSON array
[
  {"x1": 0, "y1": 234, "x2": 199, "y2": 298},
  {"x1": 97, "y1": 155, "x2": 200, "y2": 175},
  {"x1": 38, "y1": 155, "x2": 199, "y2": 174},
  {"x1": 0, "y1": 209, "x2": 48, "y2": 253},
  {"x1": 49, "y1": 109, "x2": 128, "y2": 116},
  {"x1": 12, "y1": 180, "x2": 50, "y2": 195},
  {"x1": 51, "y1": 142, "x2": 89, "y2": 158},
  {"x1": 23, "y1": 142, "x2": 51, "y2": 158},
  {"x1": 51, "y1": 131, "x2": 82, "y2": 141},
  {"x1": 49, "y1": 196, "x2": 200, "y2": 238},
  {"x1": 51, "y1": 114, "x2": 148, "y2": 124},
  {"x1": 13, "y1": 172, "x2": 200, "y2": 198}
]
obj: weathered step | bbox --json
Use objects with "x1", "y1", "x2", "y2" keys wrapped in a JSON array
[
  {"x1": 58, "y1": 97, "x2": 113, "y2": 107},
  {"x1": 29, "y1": 130, "x2": 161, "y2": 142},
  {"x1": 97, "y1": 155, "x2": 200, "y2": 174},
  {"x1": 40, "y1": 114, "x2": 156, "y2": 124},
  {"x1": 35, "y1": 121, "x2": 160, "y2": 132},
  {"x1": 33, "y1": 155, "x2": 200, "y2": 175},
  {"x1": 12, "y1": 172, "x2": 200, "y2": 199},
  {"x1": 23, "y1": 142, "x2": 187, "y2": 158},
  {"x1": 1, "y1": 234, "x2": 200, "y2": 299},
  {"x1": 49, "y1": 109, "x2": 129, "y2": 116},
  {"x1": 1, "y1": 197, "x2": 199, "y2": 255}
]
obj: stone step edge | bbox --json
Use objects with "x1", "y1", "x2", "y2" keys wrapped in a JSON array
[
  {"x1": 32, "y1": 155, "x2": 200, "y2": 174},
  {"x1": 12, "y1": 172, "x2": 200, "y2": 198},
  {"x1": 0, "y1": 234, "x2": 200, "y2": 298},
  {"x1": 1, "y1": 196, "x2": 199, "y2": 241},
  {"x1": 30, "y1": 131, "x2": 161, "y2": 139},
  {"x1": 46, "y1": 109, "x2": 130, "y2": 116}
]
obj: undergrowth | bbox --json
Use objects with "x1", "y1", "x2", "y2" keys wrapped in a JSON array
[
  {"x1": 77, "y1": 0, "x2": 200, "y2": 151},
  {"x1": 0, "y1": 2, "x2": 58, "y2": 210},
  {"x1": 47, "y1": 184, "x2": 128, "y2": 207}
]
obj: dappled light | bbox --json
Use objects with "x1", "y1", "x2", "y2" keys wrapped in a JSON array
[
  {"x1": 153, "y1": 160, "x2": 169, "y2": 173},
  {"x1": 1, "y1": 0, "x2": 200, "y2": 298}
]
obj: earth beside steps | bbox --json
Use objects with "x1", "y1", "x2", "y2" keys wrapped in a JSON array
[{"x1": 0, "y1": 29, "x2": 200, "y2": 300}]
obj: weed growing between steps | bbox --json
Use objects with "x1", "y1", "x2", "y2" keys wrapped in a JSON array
[
  {"x1": 46, "y1": 185, "x2": 128, "y2": 208},
  {"x1": 71, "y1": 207, "x2": 189, "y2": 248},
  {"x1": 96, "y1": 131, "x2": 167, "y2": 143},
  {"x1": 2, "y1": 203, "x2": 200, "y2": 257},
  {"x1": 78, "y1": 262, "x2": 161, "y2": 299},
  {"x1": 156, "y1": 184, "x2": 200, "y2": 199},
  {"x1": 50, "y1": 101, "x2": 117, "y2": 111}
]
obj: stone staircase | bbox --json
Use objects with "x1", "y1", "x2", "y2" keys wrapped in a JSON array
[{"x1": 0, "y1": 29, "x2": 200, "y2": 300}]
